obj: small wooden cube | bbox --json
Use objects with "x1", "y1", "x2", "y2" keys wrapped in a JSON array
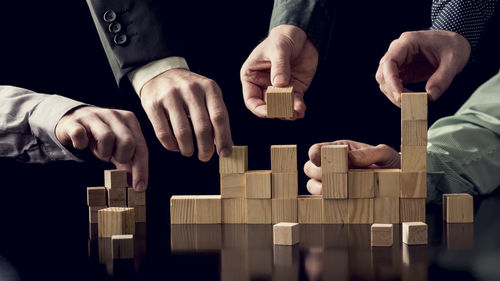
[
  {"x1": 374, "y1": 197, "x2": 399, "y2": 224},
  {"x1": 247, "y1": 199, "x2": 272, "y2": 224},
  {"x1": 322, "y1": 199, "x2": 348, "y2": 224},
  {"x1": 271, "y1": 199, "x2": 298, "y2": 224},
  {"x1": 133, "y1": 205, "x2": 147, "y2": 223},
  {"x1": 87, "y1": 187, "x2": 107, "y2": 206},
  {"x1": 273, "y1": 222, "x2": 299, "y2": 245},
  {"x1": 400, "y1": 171, "x2": 427, "y2": 198},
  {"x1": 196, "y1": 195, "x2": 221, "y2": 224},
  {"x1": 348, "y1": 169, "x2": 375, "y2": 198},
  {"x1": 322, "y1": 172, "x2": 348, "y2": 199},
  {"x1": 374, "y1": 169, "x2": 400, "y2": 197},
  {"x1": 265, "y1": 86, "x2": 294, "y2": 118},
  {"x1": 107, "y1": 187, "x2": 127, "y2": 207},
  {"x1": 270, "y1": 145, "x2": 297, "y2": 173},
  {"x1": 104, "y1": 169, "x2": 128, "y2": 189},
  {"x1": 89, "y1": 206, "x2": 107, "y2": 223},
  {"x1": 219, "y1": 146, "x2": 248, "y2": 174},
  {"x1": 245, "y1": 170, "x2": 271, "y2": 199},
  {"x1": 321, "y1": 145, "x2": 348, "y2": 173},
  {"x1": 401, "y1": 146, "x2": 427, "y2": 171},
  {"x1": 371, "y1": 224, "x2": 393, "y2": 247},
  {"x1": 222, "y1": 198, "x2": 246, "y2": 223},
  {"x1": 111, "y1": 234, "x2": 134, "y2": 259},
  {"x1": 220, "y1": 173, "x2": 246, "y2": 198},
  {"x1": 127, "y1": 188, "x2": 146, "y2": 206},
  {"x1": 347, "y1": 198, "x2": 374, "y2": 224},
  {"x1": 271, "y1": 172, "x2": 298, "y2": 198},
  {"x1": 402, "y1": 222, "x2": 427, "y2": 245},
  {"x1": 401, "y1": 120, "x2": 427, "y2": 146},
  {"x1": 297, "y1": 195, "x2": 322, "y2": 224},
  {"x1": 400, "y1": 198, "x2": 426, "y2": 223},
  {"x1": 401, "y1": 93, "x2": 428, "y2": 121},
  {"x1": 98, "y1": 207, "x2": 135, "y2": 237},
  {"x1": 443, "y1": 193, "x2": 473, "y2": 223},
  {"x1": 170, "y1": 195, "x2": 196, "y2": 224}
]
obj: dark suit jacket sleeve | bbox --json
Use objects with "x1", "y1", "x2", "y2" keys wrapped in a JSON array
[
  {"x1": 86, "y1": 0, "x2": 184, "y2": 86},
  {"x1": 269, "y1": 0, "x2": 334, "y2": 59}
]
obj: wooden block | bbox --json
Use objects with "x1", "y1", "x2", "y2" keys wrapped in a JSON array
[
  {"x1": 297, "y1": 195, "x2": 323, "y2": 224},
  {"x1": 400, "y1": 171, "x2": 427, "y2": 198},
  {"x1": 371, "y1": 224, "x2": 393, "y2": 247},
  {"x1": 245, "y1": 170, "x2": 271, "y2": 199},
  {"x1": 348, "y1": 169, "x2": 375, "y2": 198},
  {"x1": 127, "y1": 188, "x2": 145, "y2": 207},
  {"x1": 322, "y1": 199, "x2": 348, "y2": 224},
  {"x1": 87, "y1": 187, "x2": 107, "y2": 206},
  {"x1": 104, "y1": 169, "x2": 128, "y2": 189},
  {"x1": 402, "y1": 222, "x2": 427, "y2": 245},
  {"x1": 401, "y1": 92, "x2": 428, "y2": 121},
  {"x1": 443, "y1": 193, "x2": 473, "y2": 223},
  {"x1": 401, "y1": 146, "x2": 427, "y2": 171},
  {"x1": 98, "y1": 207, "x2": 135, "y2": 237},
  {"x1": 111, "y1": 234, "x2": 134, "y2": 259},
  {"x1": 270, "y1": 145, "x2": 297, "y2": 173},
  {"x1": 273, "y1": 222, "x2": 299, "y2": 245},
  {"x1": 170, "y1": 195, "x2": 196, "y2": 224},
  {"x1": 347, "y1": 199, "x2": 374, "y2": 224},
  {"x1": 222, "y1": 198, "x2": 246, "y2": 223},
  {"x1": 271, "y1": 199, "x2": 297, "y2": 224},
  {"x1": 374, "y1": 197, "x2": 399, "y2": 224},
  {"x1": 246, "y1": 199, "x2": 272, "y2": 224},
  {"x1": 401, "y1": 120, "x2": 427, "y2": 146},
  {"x1": 219, "y1": 146, "x2": 248, "y2": 174},
  {"x1": 196, "y1": 195, "x2": 221, "y2": 224},
  {"x1": 272, "y1": 172, "x2": 298, "y2": 198},
  {"x1": 265, "y1": 86, "x2": 294, "y2": 118},
  {"x1": 322, "y1": 172, "x2": 348, "y2": 199},
  {"x1": 400, "y1": 198, "x2": 426, "y2": 222},
  {"x1": 220, "y1": 173, "x2": 246, "y2": 198},
  {"x1": 321, "y1": 144, "x2": 348, "y2": 173},
  {"x1": 133, "y1": 205, "x2": 146, "y2": 223},
  {"x1": 107, "y1": 188, "x2": 127, "y2": 207},
  {"x1": 89, "y1": 206, "x2": 107, "y2": 223},
  {"x1": 374, "y1": 169, "x2": 400, "y2": 197}
]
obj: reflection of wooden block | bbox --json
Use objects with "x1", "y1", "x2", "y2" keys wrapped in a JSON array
[
  {"x1": 220, "y1": 173, "x2": 246, "y2": 198},
  {"x1": 245, "y1": 170, "x2": 271, "y2": 199},
  {"x1": 89, "y1": 206, "x2": 107, "y2": 223},
  {"x1": 271, "y1": 199, "x2": 297, "y2": 224},
  {"x1": 196, "y1": 195, "x2": 221, "y2": 224},
  {"x1": 323, "y1": 173, "x2": 348, "y2": 199},
  {"x1": 270, "y1": 145, "x2": 297, "y2": 173},
  {"x1": 401, "y1": 93, "x2": 428, "y2": 121},
  {"x1": 219, "y1": 146, "x2": 248, "y2": 174},
  {"x1": 247, "y1": 199, "x2": 272, "y2": 224},
  {"x1": 196, "y1": 224, "x2": 222, "y2": 251},
  {"x1": 443, "y1": 194, "x2": 473, "y2": 223},
  {"x1": 273, "y1": 222, "x2": 299, "y2": 245},
  {"x1": 321, "y1": 144, "x2": 348, "y2": 173},
  {"x1": 298, "y1": 195, "x2": 323, "y2": 224},
  {"x1": 132, "y1": 205, "x2": 146, "y2": 223},
  {"x1": 402, "y1": 120, "x2": 427, "y2": 146},
  {"x1": 374, "y1": 169, "x2": 400, "y2": 197},
  {"x1": 104, "y1": 169, "x2": 128, "y2": 189},
  {"x1": 446, "y1": 223, "x2": 474, "y2": 249},
  {"x1": 170, "y1": 195, "x2": 196, "y2": 224},
  {"x1": 347, "y1": 199, "x2": 374, "y2": 224},
  {"x1": 371, "y1": 224, "x2": 393, "y2": 247},
  {"x1": 374, "y1": 197, "x2": 399, "y2": 223},
  {"x1": 170, "y1": 225, "x2": 197, "y2": 251},
  {"x1": 127, "y1": 188, "x2": 146, "y2": 206},
  {"x1": 112, "y1": 234, "x2": 134, "y2": 259},
  {"x1": 272, "y1": 172, "x2": 298, "y2": 198},
  {"x1": 322, "y1": 199, "x2": 348, "y2": 224},
  {"x1": 107, "y1": 188, "x2": 127, "y2": 207},
  {"x1": 266, "y1": 86, "x2": 294, "y2": 118},
  {"x1": 400, "y1": 199, "x2": 426, "y2": 223},
  {"x1": 98, "y1": 207, "x2": 135, "y2": 237},
  {"x1": 87, "y1": 187, "x2": 107, "y2": 206},
  {"x1": 222, "y1": 198, "x2": 246, "y2": 224},
  {"x1": 400, "y1": 171, "x2": 426, "y2": 198},
  {"x1": 401, "y1": 146, "x2": 427, "y2": 171},
  {"x1": 402, "y1": 222, "x2": 427, "y2": 245},
  {"x1": 348, "y1": 169, "x2": 375, "y2": 198}
]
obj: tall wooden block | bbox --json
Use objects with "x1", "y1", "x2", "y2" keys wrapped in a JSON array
[
  {"x1": 321, "y1": 144, "x2": 348, "y2": 173},
  {"x1": 347, "y1": 199, "x2": 374, "y2": 224},
  {"x1": 98, "y1": 207, "x2": 135, "y2": 237},
  {"x1": 270, "y1": 145, "x2": 297, "y2": 173},
  {"x1": 133, "y1": 205, "x2": 147, "y2": 223},
  {"x1": 322, "y1": 172, "x2": 348, "y2": 199},
  {"x1": 402, "y1": 222, "x2": 427, "y2": 245},
  {"x1": 196, "y1": 195, "x2": 222, "y2": 224},
  {"x1": 401, "y1": 146, "x2": 427, "y2": 171},
  {"x1": 247, "y1": 199, "x2": 272, "y2": 224},
  {"x1": 219, "y1": 146, "x2": 248, "y2": 174},
  {"x1": 265, "y1": 86, "x2": 294, "y2": 118},
  {"x1": 400, "y1": 198, "x2": 426, "y2": 222},
  {"x1": 400, "y1": 171, "x2": 427, "y2": 198},
  {"x1": 127, "y1": 188, "x2": 146, "y2": 206},
  {"x1": 443, "y1": 194, "x2": 473, "y2": 223},
  {"x1": 89, "y1": 206, "x2": 107, "y2": 223},
  {"x1": 322, "y1": 199, "x2": 348, "y2": 224},
  {"x1": 348, "y1": 169, "x2": 375, "y2": 198},
  {"x1": 298, "y1": 195, "x2": 322, "y2": 224},
  {"x1": 107, "y1": 187, "x2": 127, "y2": 207},
  {"x1": 104, "y1": 169, "x2": 128, "y2": 189},
  {"x1": 374, "y1": 197, "x2": 399, "y2": 224},
  {"x1": 245, "y1": 170, "x2": 271, "y2": 199},
  {"x1": 401, "y1": 120, "x2": 427, "y2": 146},
  {"x1": 220, "y1": 173, "x2": 246, "y2": 198},
  {"x1": 111, "y1": 234, "x2": 134, "y2": 259},
  {"x1": 271, "y1": 199, "x2": 297, "y2": 224},
  {"x1": 87, "y1": 187, "x2": 107, "y2": 206},
  {"x1": 222, "y1": 198, "x2": 246, "y2": 224},
  {"x1": 371, "y1": 224, "x2": 393, "y2": 247},
  {"x1": 273, "y1": 222, "x2": 299, "y2": 245},
  {"x1": 374, "y1": 169, "x2": 400, "y2": 197},
  {"x1": 401, "y1": 93, "x2": 428, "y2": 121},
  {"x1": 272, "y1": 172, "x2": 298, "y2": 198},
  {"x1": 170, "y1": 195, "x2": 196, "y2": 224}
]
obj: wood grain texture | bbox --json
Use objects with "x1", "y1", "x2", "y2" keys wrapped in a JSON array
[
  {"x1": 347, "y1": 199, "x2": 374, "y2": 224},
  {"x1": 322, "y1": 172, "x2": 348, "y2": 199},
  {"x1": 195, "y1": 195, "x2": 221, "y2": 224},
  {"x1": 272, "y1": 172, "x2": 298, "y2": 198},
  {"x1": 89, "y1": 206, "x2": 107, "y2": 223},
  {"x1": 246, "y1": 199, "x2": 272, "y2": 224},
  {"x1": 271, "y1": 199, "x2": 298, "y2": 224},
  {"x1": 265, "y1": 86, "x2": 294, "y2": 118},
  {"x1": 443, "y1": 193, "x2": 473, "y2": 223},
  {"x1": 371, "y1": 224, "x2": 393, "y2": 247},
  {"x1": 104, "y1": 169, "x2": 128, "y2": 189},
  {"x1": 401, "y1": 93, "x2": 428, "y2": 121},
  {"x1": 98, "y1": 207, "x2": 135, "y2": 237},
  {"x1": 220, "y1": 173, "x2": 246, "y2": 198},
  {"x1": 273, "y1": 222, "x2": 299, "y2": 245},
  {"x1": 111, "y1": 234, "x2": 134, "y2": 259},
  {"x1": 401, "y1": 120, "x2": 427, "y2": 146},
  {"x1": 402, "y1": 222, "x2": 427, "y2": 245},
  {"x1": 245, "y1": 170, "x2": 271, "y2": 199},
  {"x1": 322, "y1": 199, "x2": 348, "y2": 224},
  {"x1": 297, "y1": 195, "x2": 323, "y2": 224},
  {"x1": 170, "y1": 195, "x2": 196, "y2": 224},
  {"x1": 400, "y1": 198, "x2": 426, "y2": 223},
  {"x1": 133, "y1": 205, "x2": 147, "y2": 223},
  {"x1": 127, "y1": 188, "x2": 146, "y2": 206},
  {"x1": 270, "y1": 145, "x2": 297, "y2": 173},
  {"x1": 87, "y1": 187, "x2": 107, "y2": 206},
  {"x1": 321, "y1": 144, "x2": 348, "y2": 173},
  {"x1": 400, "y1": 171, "x2": 427, "y2": 198},
  {"x1": 170, "y1": 225, "x2": 197, "y2": 252},
  {"x1": 401, "y1": 145, "x2": 427, "y2": 172},
  {"x1": 107, "y1": 188, "x2": 127, "y2": 207},
  {"x1": 374, "y1": 169, "x2": 400, "y2": 198},
  {"x1": 222, "y1": 198, "x2": 247, "y2": 224},
  {"x1": 348, "y1": 169, "x2": 375, "y2": 198},
  {"x1": 196, "y1": 224, "x2": 222, "y2": 251},
  {"x1": 219, "y1": 146, "x2": 248, "y2": 174},
  {"x1": 374, "y1": 197, "x2": 399, "y2": 224}
]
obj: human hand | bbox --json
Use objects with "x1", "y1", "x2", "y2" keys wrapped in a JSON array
[
  {"x1": 240, "y1": 24, "x2": 318, "y2": 120},
  {"x1": 55, "y1": 106, "x2": 148, "y2": 192},
  {"x1": 140, "y1": 69, "x2": 233, "y2": 161},
  {"x1": 303, "y1": 140, "x2": 400, "y2": 195},
  {"x1": 375, "y1": 30, "x2": 471, "y2": 106}
]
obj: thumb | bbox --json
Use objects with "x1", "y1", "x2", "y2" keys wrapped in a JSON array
[
  {"x1": 425, "y1": 59, "x2": 457, "y2": 101},
  {"x1": 349, "y1": 145, "x2": 397, "y2": 168},
  {"x1": 270, "y1": 48, "x2": 291, "y2": 87}
]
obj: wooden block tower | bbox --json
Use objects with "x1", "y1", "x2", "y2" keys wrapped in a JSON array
[{"x1": 271, "y1": 145, "x2": 298, "y2": 223}]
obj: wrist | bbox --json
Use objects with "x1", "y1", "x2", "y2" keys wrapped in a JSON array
[{"x1": 270, "y1": 24, "x2": 307, "y2": 45}]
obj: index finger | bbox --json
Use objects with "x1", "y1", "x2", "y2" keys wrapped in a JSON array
[
  {"x1": 241, "y1": 80, "x2": 267, "y2": 118},
  {"x1": 205, "y1": 82, "x2": 234, "y2": 158},
  {"x1": 123, "y1": 116, "x2": 149, "y2": 192}
]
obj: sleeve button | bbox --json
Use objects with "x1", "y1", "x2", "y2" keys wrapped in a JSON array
[
  {"x1": 103, "y1": 10, "x2": 117, "y2": 22},
  {"x1": 108, "y1": 22, "x2": 122, "y2": 34},
  {"x1": 114, "y1": 33, "x2": 128, "y2": 45}
]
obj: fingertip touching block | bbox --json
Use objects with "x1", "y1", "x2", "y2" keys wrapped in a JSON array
[
  {"x1": 443, "y1": 193, "x2": 473, "y2": 223},
  {"x1": 219, "y1": 146, "x2": 248, "y2": 174},
  {"x1": 112, "y1": 234, "x2": 134, "y2": 259},
  {"x1": 220, "y1": 173, "x2": 246, "y2": 198},
  {"x1": 87, "y1": 187, "x2": 107, "y2": 206},
  {"x1": 270, "y1": 145, "x2": 297, "y2": 173},
  {"x1": 371, "y1": 224, "x2": 393, "y2": 247},
  {"x1": 402, "y1": 222, "x2": 428, "y2": 245},
  {"x1": 245, "y1": 170, "x2": 272, "y2": 199},
  {"x1": 297, "y1": 195, "x2": 323, "y2": 224},
  {"x1": 273, "y1": 222, "x2": 299, "y2": 245},
  {"x1": 401, "y1": 92, "x2": 428, "y2": 121},
  {"x1": 127, "y1": 188, "x2": 146, "y2": 206},
  {"x1": 170, "y1": 195, "x2": 196, "y2": 224},
  {"x1": 265, "y1": 86, "x2": 294, "y2": 118},
  {"x1": 98, "y1": 207, "x2": 135, "y2": 237},
  {"x1": 104, "y1": 169, "x2": 128, "y2": 189},
  {"x1": 348, "y1": 169, "x2": 375, "y2": 198},
  {"x1": 196, "y1": 195, "x2": 222, "y2": 224},
  {"x1": 321, "y1": 145, "x2": 348, "y2": 173}
]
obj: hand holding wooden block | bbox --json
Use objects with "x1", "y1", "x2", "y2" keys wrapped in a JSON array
[
  {"x1": 401, "y1": 93, "x2": 428, "y2": 121},
  {"x1": 265, "y1": 86, "x2": 294, "y2": 118},
  {"x1": 273, "y1": 222, "x2": 299, "y2": 245},
  {"x1": 402, "y1": 222, "x2": 428, "y2": 245},
  {"x1": 371, "y1": 224, "x2": 393, "y2": 247},
  {"x1": 321, "y1": 145, "x2": 348, "y2": 173}
]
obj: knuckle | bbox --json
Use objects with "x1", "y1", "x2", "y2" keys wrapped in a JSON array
[
  {"x1": 210, "y1": 110, "x2": 227, "y2": 125},
  {"x1": 99, "y1": 131, "x2": 115, "y2": 145},
  {"x1": 176, "y1": 127, "x2": 192, "y2": 140}
]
